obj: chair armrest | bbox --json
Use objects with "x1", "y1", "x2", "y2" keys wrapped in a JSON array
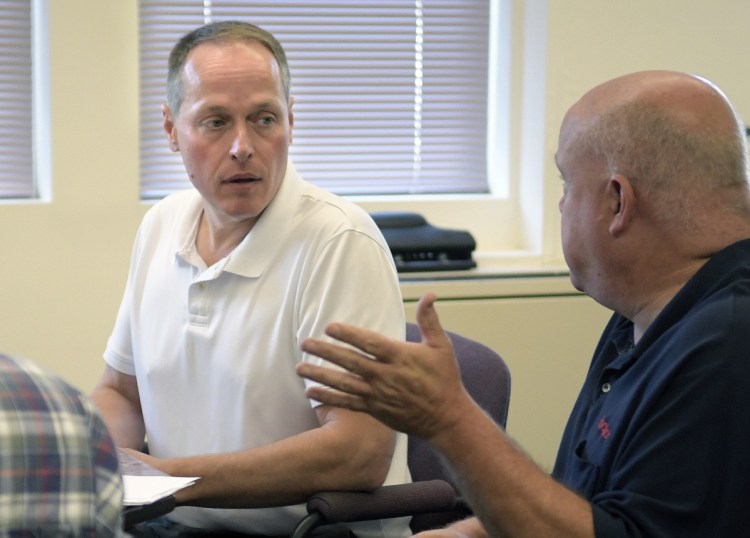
[
  {"x1": 291, "y1": 480, "x2": 457, "y2": 538},
  {"x1": 309, "y1": 479, "x2": 457, "y2": 522}
]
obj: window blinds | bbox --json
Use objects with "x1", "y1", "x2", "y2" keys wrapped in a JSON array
[
  {"x1": 0, "y1": 1, "x2": 34, "y2": 199},
  {"x1": 139, "y1": 0, "x2": 491, "y2": 199}
]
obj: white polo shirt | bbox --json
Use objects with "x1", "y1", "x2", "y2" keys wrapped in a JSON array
[{"x1": 104, "y1": 162, "x2": 410, "y2": 536}]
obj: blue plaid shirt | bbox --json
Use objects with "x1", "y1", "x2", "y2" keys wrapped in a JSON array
[{"x1": 0, "y1": 353, "x2": 124, "y2": 536}]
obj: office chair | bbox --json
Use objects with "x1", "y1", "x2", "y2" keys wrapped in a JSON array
[{"x1": 291, "y1": 323, "x2": 511, "y2": 537}]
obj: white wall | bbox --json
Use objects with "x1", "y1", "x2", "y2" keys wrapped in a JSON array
[
  {"x1": 0, "y1": 0, "x2": 749, "y2": 469},
  {"x1": 0, "y1": 2, "x2": 143, "y2": 387}
]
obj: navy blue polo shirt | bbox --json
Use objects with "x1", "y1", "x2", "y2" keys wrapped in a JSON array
[{"x1": 553, "y1": 238, "x2": 750, "y2": 537}]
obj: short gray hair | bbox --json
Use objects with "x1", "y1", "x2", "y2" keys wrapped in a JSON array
[
  {"x1": 578, "y1": 101, "x2": 750, "y2": 226},
  {"x1": 166, "y1": 20, "x2": 291, "y2": 116}
]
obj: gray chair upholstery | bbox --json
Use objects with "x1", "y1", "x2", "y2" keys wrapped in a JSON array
[{"x1": 291, "y1": 323, "x2": 511, "y2": 537}]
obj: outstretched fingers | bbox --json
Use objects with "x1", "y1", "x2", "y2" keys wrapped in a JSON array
[
  {"x1": 298, "y1": 335, "x2": 383, "y2": 406},
  {"x1": 321, "y1": 322, "x2": 406, "y2": 365},
  {"x1": 303, "y1": 376, "x2": 370, "y2": 413},
  {"x1": 301, "y1": 331, "x2": 389, "y2": 376}
]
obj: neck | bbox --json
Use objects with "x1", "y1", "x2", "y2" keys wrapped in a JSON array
[
  {"x1": 195, "y1": 210, "x2": 257, "y2": 267},
  {"x1": 629, "y1": 246, "x2": 723, "y2": 343}
]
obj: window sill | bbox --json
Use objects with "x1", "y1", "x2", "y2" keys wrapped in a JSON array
[{"x1": 398, "y1": 251, "x2": 575, "y2": 301}]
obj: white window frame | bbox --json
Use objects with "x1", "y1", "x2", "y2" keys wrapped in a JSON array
[
  {"x1": 32, "y1": 0, "x2": 51, "y2": 202},
  {"x1": 356, "y1": 0, "x2": 551, "y2": 264},
  {"x1": 0, "y1": 0, "x2": 51, "y2": 204},
  {"x1": 138, "y1": 0, "x2": 554, "y2": 267}
]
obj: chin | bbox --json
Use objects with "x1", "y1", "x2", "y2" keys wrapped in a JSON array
[
  {"x1": 568, "y1": 271, "x2": 585, "y2": 293},
  {"x1": 222, "y1": 201, "x2": 267, "y2": 221}
]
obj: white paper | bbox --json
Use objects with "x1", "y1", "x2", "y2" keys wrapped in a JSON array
[{"x1": 122, "y1": 474, "x2": 200, "y2": 506}]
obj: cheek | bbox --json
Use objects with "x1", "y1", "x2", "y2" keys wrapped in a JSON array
[
  {"x1": 559, "y1": 199, "x2": 573, "y2": 234},
  {"x1": 560, "y1": 207, "x2": 583, "y2": 261},
  {"x1": 180, "y1": 139, "x2": 215, "y2": 168},
  {"x1": 267, "y1": 138, "x2": 290, "y2": 167}
]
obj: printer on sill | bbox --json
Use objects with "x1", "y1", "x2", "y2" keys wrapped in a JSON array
[{"x1": 370, "y1": 212, "x2": 477, "y2": 273}]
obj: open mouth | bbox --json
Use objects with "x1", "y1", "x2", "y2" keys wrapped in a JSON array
[{"x1": 225, "y1": 175, "x2": 260, "y2": 184}]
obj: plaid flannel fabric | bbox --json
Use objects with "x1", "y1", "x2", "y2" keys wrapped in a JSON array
[{"x1": 0, "y1": 353, "x2": 124, "y2": 536}]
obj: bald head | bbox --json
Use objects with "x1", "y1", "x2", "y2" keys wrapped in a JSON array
[
  {"x1": 556, "y1": 71, "x2": 750, "y2": 328},
  {"x1": 558, "y1": 70, "x2": 750, "y2": 231},
  {"x1": 567, "y1": 70, "x2": 739, "y2": 138}
]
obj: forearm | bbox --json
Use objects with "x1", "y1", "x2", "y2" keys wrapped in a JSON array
[
  {"x1": 432, "y1": 398, "x2": 594, "y2": 538},
  {"x1": 156, "y1": 411, "x2": 396, "y2": 508},
  {"x1": 90, "y1": 385, "x2": 145, "y2": 449}
]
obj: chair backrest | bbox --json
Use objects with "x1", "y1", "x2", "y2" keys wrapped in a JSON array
[{"x1": 405, "y1": 322, "x2": 511, "y2": 531}]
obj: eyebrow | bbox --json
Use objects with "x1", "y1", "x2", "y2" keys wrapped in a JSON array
[
  {"x1": 553, "y1": 153, "x2": 562, "y2": 171},
  {"x1": 199, "y1": 100, "x2": 283, "y2": 115},
  {"x1": 254, "y1": 99, "x2": 285, "y2": 113},
  {"x1": 200, "y1": 105, "x2": 228, "y2": 114}
]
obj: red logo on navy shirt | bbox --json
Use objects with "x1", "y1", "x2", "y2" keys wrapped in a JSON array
[{"x1": 598, "y1": 418, "x2": 611, "y2": 440}]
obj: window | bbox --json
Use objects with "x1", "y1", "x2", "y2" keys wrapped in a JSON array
[
  {"x1": 139, "y1": 0, "x2": 552, "y2": 264},
  {"x1": 0, "y1": 1, "x2": 34, "y2": 199},
  {"x1": 139, "y1": 0, "x2": 494, "y2": 199}
]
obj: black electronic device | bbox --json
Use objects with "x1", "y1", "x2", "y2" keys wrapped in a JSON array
[{"x1": 370, "y1": 212, "x2": 476, "y2": 272}]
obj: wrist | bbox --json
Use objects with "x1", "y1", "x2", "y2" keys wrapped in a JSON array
[{"x1": 428, "y1": 390, "x2": 484, "y2": 449}]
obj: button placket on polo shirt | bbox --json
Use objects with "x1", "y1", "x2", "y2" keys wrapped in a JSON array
[{"x1": 187, "y1": 262, "x2": 226, "y2": 327}]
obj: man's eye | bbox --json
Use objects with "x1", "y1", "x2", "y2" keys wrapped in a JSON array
[
  {"x1": 257, "y1": 115, "x2": 276, "y2": 126},
  {"x1": 202, "y1": 118, "x2": 225, "y2": 129}
]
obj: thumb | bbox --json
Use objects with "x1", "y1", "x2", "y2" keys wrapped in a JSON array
[{"x1": 415, "y1": 292, "x2": 450, "y2": 347}]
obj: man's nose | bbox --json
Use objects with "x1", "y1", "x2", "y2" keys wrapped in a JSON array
[{"x1": 230, "y1": 125, "x2": 253, "y2": 163}]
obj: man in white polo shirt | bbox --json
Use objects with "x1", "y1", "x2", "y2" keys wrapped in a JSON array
[{"x1": 90, "y1": 21, "x2": 409, "y2": 537}]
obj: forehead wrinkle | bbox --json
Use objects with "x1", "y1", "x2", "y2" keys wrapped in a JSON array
[{"x1": 182, "y1": 41, "x2": 283, "y2": 96}]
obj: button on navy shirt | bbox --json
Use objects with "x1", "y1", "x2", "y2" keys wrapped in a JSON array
[{"x1": 553, "y1": 238, "x2": 750, "y2": 537}]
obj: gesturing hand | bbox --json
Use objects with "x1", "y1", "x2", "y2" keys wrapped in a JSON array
[{"x1": 296, "y1": 292, "x2": 473, "y2": 441}]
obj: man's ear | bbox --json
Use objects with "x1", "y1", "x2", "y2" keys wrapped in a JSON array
[
  {"x1": 287, "y1": 96, "x2": 294, "y2": 145},
  {"x1": 162, "y1": 104, "x2": 179, "y2": 152},
  {"x1": 608, "y1": 174, "x2": 635, "y2": 236}
]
